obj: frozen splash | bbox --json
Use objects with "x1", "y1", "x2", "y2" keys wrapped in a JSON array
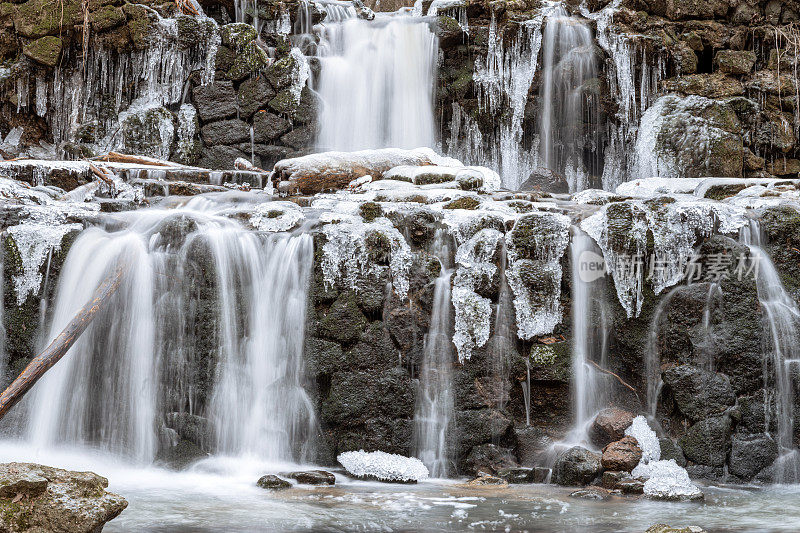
[{"x1": 316, "y1": 14, "x2": 438, "y2": 151}]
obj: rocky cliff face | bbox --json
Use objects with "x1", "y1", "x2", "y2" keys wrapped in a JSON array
[{"x1": 0, "y1": 0, "x2": 799, "y2": 484}]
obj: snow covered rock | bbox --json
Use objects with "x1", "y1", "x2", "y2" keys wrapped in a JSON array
[{"x1": 337, "y1": 450, "x2": 429, "y2": 483}]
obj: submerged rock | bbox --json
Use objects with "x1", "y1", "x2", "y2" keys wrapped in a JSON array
[
  {"x1": 0, "y1": 462, "x2": 127, "y2": 532},
  {"x1": 284, "y1": 470, "x2": 336, "y2": 485},
  {"x1": 552, "y1": 446, "x2": 602, "y2": 486},
  {"x1": 256, "y1": 475, "x2": 292, "y2": 490},
  {"x1": 337, "y1": 450, "x2": 429, "y2": 483},
  {"x1": 467, "y1": 474, "x2": 507, "y2": 486},
  {"x1": 569, "y1": 487, "x2": 609, "y2": 500}
]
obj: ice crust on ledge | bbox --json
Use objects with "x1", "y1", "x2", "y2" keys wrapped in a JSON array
[
  {"x1": 250, "y1": 201, "x2": 305, "y2": 232},
  {"x1": 337, "y1": 450, "x2": 430, "y2": 482}
]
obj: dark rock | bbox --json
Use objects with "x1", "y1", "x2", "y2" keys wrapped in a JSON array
[
  {"x1": 496, "y1": 467, "x2": 538, "y2": 484},
  {"x1": 728, "y1": 433, "x2": 779, "y2": 480},
  {"x1": 658, "y1": 438, "x2": 687, "y2": 467},
  {"x1": 589, "y1": 408, "x2": 635, "y2": 448},
  {"x1": 199, "y1": 145, "x2": 250, "y2": 170},
  {"x1": 464, "y1": 444, "x2": 517, "y2": 476},
  {"x1": 252, "y1": 111, "x2": 291, "y2": 143},
  {"x1": 601, "y1": 436, "x2": 642, "y2": 472},
  {"x1": 305, "y1": 337, "x2": 344, "y2": 376},
  {"x1": 662, "y1": 365, "x2": 735, "y2": 421},
  {"x1": 192, "y1": 81, "x2": 238, "y2": 122},
  {"x1": 201, "y1": 119, "x2": 251, "y2": 146},
  {"x1": 280, "y1": 126, "x2": 315, "y2": 150},
  {"x1": 456, "y1": 410, "x2": 514, "y2": 459},
  {"x1": 317, "y1": 292, "x2": 369, "y2": 343},
  {"x1": 514, "y1": 425, "x2": 554, "y2": 466},
  {"x1": 156, "y1": 438, "x2": 209, "y2": 469},
  {"x1": 552, "y1": 446, "x2": 602, "y2": 486},
  {"x1": 285, "y1": 470, "x2": 335, "y2": 485},
  {"x1": 518, "y1": 168, "x2": 569, "y2": 194},
  {"x1": 678, "y1": 415, "x2": 731, "y2": 467},
  {"x1": 257, "y1": 474, "x2": 292, "y2": 489},
  {"x1": 237, "y1": 76, "x2": 276, "y2": 118}
]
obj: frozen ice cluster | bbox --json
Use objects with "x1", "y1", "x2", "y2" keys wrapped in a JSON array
[
  {"x1": 626, "y1": 416, "x2": 703, "y2": 501},
  {"x1": 337, "y1": 450, "x2": 430, "y2": 483},
  {"x1": 249, "y1": 201, "x2": 305, "y2": 232},
  {"x1": 321, "y1": 217, "x2": 412, "y2": 299},
  {"x1": 581, "y1": 194, "x2": 748, "y2": 317}
]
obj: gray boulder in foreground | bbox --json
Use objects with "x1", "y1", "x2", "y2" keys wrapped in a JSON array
[{"x1": 0, "y1": 462, "x2": 127, "y2": 532}]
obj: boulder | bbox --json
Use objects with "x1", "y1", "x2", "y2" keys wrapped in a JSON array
[
  {"x1": 252, "y1": 111, "x2": 291, "y2": 143},
  {"x1": 601, "y1": 471, "x2": 644, "y2": 494},
  {"x1": 0, "y1": 462, "x2": 127, "y2": 532},
  {"x1": 199, "y1": 145, "x2": 250, "y2": 170},
  {"x1": 237, "y1": 76, "x2": 276, "y2": 118},
  {"x1": 678, "y1": 415, "x2": 731, "y2": 467},
  {"x1": 601, "y1": 436, "x2": 643, "y2": 472},
  {"x1": 464, "y1": 444, "x2": 517, "y2": 477},
  {"x1": 256, "y1": 475, "x2": 292, "y2": 489},
  {"x1": 495, "y1": 467, "x2": 544, "y2": 484},
  {"x1": 467, "y1": 474, "x2": 507, "y2": 486},
  {"x1": 514, "y1": 425, "x2": 554, "y2": 466},
  {"x1": 569, "y1": 487, "x2": 609, "y2": 500},
  {"x1": 518, "y1": 168, "x2": 569, "y2": 194},
  {"x1": 714, "y1": 50, "x2": 756, "y2": 75},
  {"x1": 658, "y1": 438, "x2": 686, "y2": 467},
  {"x1": 552, "y1": 446, "x2": 602, "y2": 486},
  {"x1": 192, "y1": 81, "x2": 238, "y2": 122},
  {"x1": 728, "y1": 433, "x2": 779, "y2": 480},
  {"x1": 589, "y1": 408, "x2": 635, "y2": 448},
  {"x1": 201, "y1": 119, "x2": 251, "y2": 146},
  {"x1": 662, "y1": 365, "x2": 735, "y2": 421},
  {"x1": 284, "y1": 470, "x2": 336, "y2": 485}
]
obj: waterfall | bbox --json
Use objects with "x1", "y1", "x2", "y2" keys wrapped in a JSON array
[
  {"x1": 413, "y1": 229, "x2": 455, "y2": 477},
  {"x1": 568, "y1": 229, "x2": 610, "y2": 441},
  {"x1": 413, "y1": 272, "x2": 454, "y2": 478},
  {"x1": 23, "y1": 199, "x2": 316, "y2": 464},
  {"x1": 742, "y1": 221, "x2": 800, "y2": 483},
  {"x1": 315, "y1": 15, "x2": 438, "y2": 151},
  {"x1": 537, "y1": 5, "x2": 598, "y2": 192}
]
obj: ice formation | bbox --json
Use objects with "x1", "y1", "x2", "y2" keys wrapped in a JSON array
[
  {"x1": 633, "y1": 459, "x2": 703, "y2": 501},
  {"x1": 321, "y1": 217, "x2": 412, "y2": 299},
  {"x1": 382, "y1": 165, "x2": 501, "y2": 192},
  {"x1": 624, "y1": 415, "x2": 660, "y2": 464},
  {"x1": 581, "y1": 195, "x2": 748, "y2": 317},
  {"x1": 452, "y1": 229, "x2": 503, "y2": 362},
  {"x1": 337, "y1": 450, "x2": 430, "y2": 482},
  {"x1": 250, "y1": 202, "x2": 305, "y2": 232},
  {"x1": 505, "y1": 212, "x2": 571, "y2": 339}
]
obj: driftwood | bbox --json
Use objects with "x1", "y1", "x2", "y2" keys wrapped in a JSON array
[
  {"x1": 88, "y1": 163, "x2": 115, "y2": 187},
  {"x1": 0, "y1": 263, "x2": 127, "y2": 420},
  {"x1": 94, "y1": 152, "x2": 172, "y2": 167},
  {"x1": 588, "y1": 360, "x2": 640, "y2": 398}
]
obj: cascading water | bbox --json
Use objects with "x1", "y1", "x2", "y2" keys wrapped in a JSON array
[
  {"x1": 567, "y1": 228, "x2": 610, "y2": 442},
  {"x1": 22, "y1": 197, "x2": 316, "y2": 464},
  {"x1": 315, "y1": 14, "x2": 439, "y2": 151},
  {"x1": 742, "y1": 220, "x2": 800, "y2": 483},
  {"x1": 536, "y1": 5, "x2": 598, "y2": 192},
  {"x1": 414, "y1": 230, "x2": 455, "y2": 478}
]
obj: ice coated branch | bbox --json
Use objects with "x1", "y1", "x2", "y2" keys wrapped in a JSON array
[{"x1": 0, "y1": 263, "x2": 128, "y2": 420}]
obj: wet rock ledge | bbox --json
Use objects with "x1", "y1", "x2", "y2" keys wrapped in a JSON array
[{"x1": 0, "y1": 462, "x2": 127, "y2": 533}]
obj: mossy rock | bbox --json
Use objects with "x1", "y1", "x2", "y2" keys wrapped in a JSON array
[
  {"x1": 268, "y1": 88, "x2": 301, "y2": 116},
  {"x1": 415, "y1": 170, "x2": 456, "y2": 185},
  {"x1": 176, "y1": 14, "x2": 216, "y2": 48},
  {"x1": 359, "y1": 202, "x2": 383, "y2": 223},
  {"x1": 220, "y1": 22, "x2": 257, "y2": 50},
  {"x1": 266, "y1": 53, "x2": 301, "y2": 90},
  {"x1": 123, "y1": 3, "x2": 156, "y2": 50},
  {"x1": 122, "y1": 106, "x2": 174, "y2": 160},
  {"x1": 89, "y1": 5, "x2": 126, "y2": 33},
  {"x1": 443, "y1": 197, "x2": 480, "y2": 210},
  {"x1": 703, "y1": 183, "x2": 746, "y2": 201},
  {"x1": 364, "y1": 230, "x2": 392, "y2": 265},
  {"x1": 227, "y1": 41, "x2": 269, "y2": 81},
  {"x1": 22, "y1": 35, "x2": 61, "y2": 67},
  {"x1": 317, "y1": 292, "x2": 369, "y2": 344},
  {"x1": 14, "y1": 0, "x2": 82, "y2": 39}
]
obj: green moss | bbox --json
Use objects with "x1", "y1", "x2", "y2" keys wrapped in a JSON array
[
  {"x1": 227, "y1": 40, "x2": 269, "y2": 80},
  {"x1": 123, "y1": 3, "x2": 154, "y2": 50},
  {"x1": 365, "y1": 230, "x2": 392, "y2": 265},
  {"x1": 0, "y1": 499, "x2": 31, "y2": 530},
  {"x1": 220, "y1": 22, "x2": 257, "y2": 50},
  {"x1": 266, "y1": 210, "x2": 282, "y2": 219},
  {"x1": 438, "y1": 15, "x2": 460, "y2": 34},
  {"x1": 22, "y1": 35, "x2": 62, "y2": 67},
  {"x1": 14, "y1": 0, "x2": 82, "y2": 39},
  {"x1": 703, "y1": 183, "x2": 747, "y2": 201},
  {"x1": 443, "y1": 197, "x2": 480, "y2": 210},
  {"x1": 507, "y1": 200, "x2": 534, "y2": 213},
  {"x1": 414, "y1": 171, "x2": 453, "y2": 185},
  {"x1": 267, "y1": 89, "x2": 299, "y2": 115},
  {"x1": 359, "y1": 202, "x2": 383, "y2": 223},
  {"x1": 90, "y1": 4, "x2": 125, "y2": 32}
]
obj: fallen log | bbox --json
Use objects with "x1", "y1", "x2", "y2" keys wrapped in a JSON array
[
  {"x1": 93, "y1": 152, "x2": 173, "y2": 167},
  {"x1": 0, "y1": 263, "x2": 127, "y2": 420}
]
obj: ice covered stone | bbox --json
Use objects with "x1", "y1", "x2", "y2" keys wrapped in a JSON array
[
  {"x1": 633, "y1": 459, "x2": 703, "y2": 501},
  {"x1": 337, "y1": 450, "x2": 429, "y2": 483},
  {"x1": 249, "y1": 202, "x2": 305, "y2": 232}
]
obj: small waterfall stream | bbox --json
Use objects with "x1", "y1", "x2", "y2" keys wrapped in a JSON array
[
  {"x1": 567, "y1": 228, "x2": 610, "y2": 443},
  {"x1": 742, "y1": 221, "x2": 800, "y2": 483},
  {"x1": 315, "y1": 14, "x2": 439, "y2": 151},
  {"x1": 23, "y1": 198, "x2": 316, "y2": 465}
]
